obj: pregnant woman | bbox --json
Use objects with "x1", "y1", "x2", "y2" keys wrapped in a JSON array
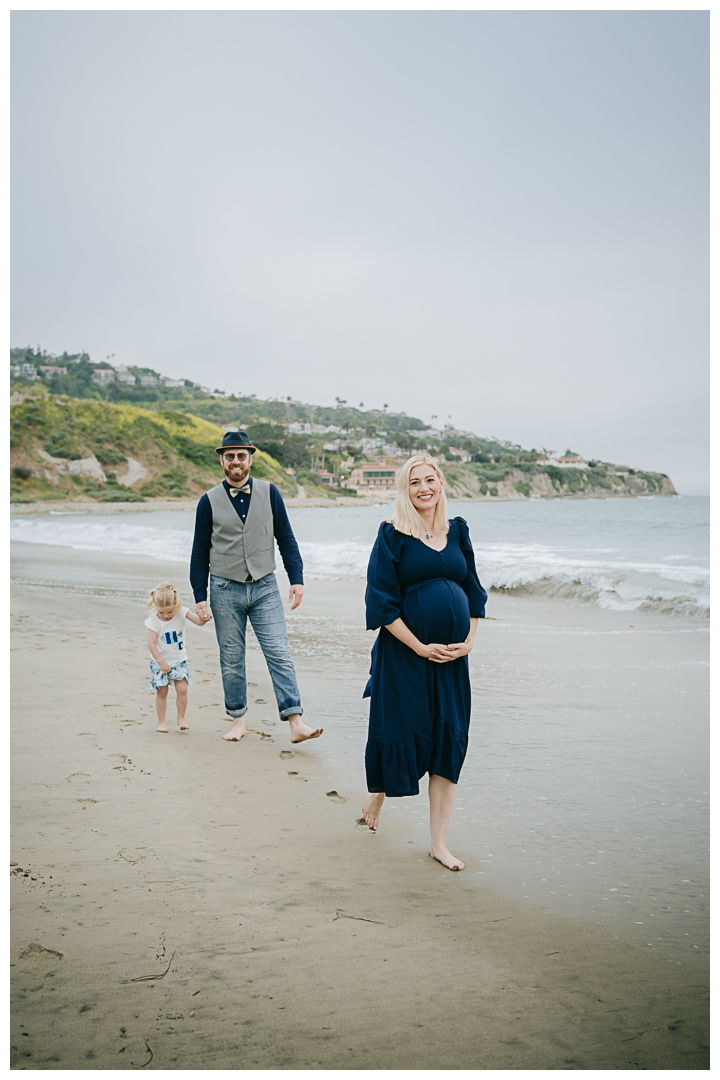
[{"x1": 362, "y1": 455, "x2": 487, "y2": 871}]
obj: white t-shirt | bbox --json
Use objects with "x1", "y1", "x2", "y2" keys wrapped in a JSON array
[{"x1": 145, "y1": 607, "x2": 190, "y2": 665}]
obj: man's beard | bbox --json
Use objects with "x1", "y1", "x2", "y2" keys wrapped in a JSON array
[{"x1": 223, "y1": 461, "x2": 251, "y2": 487}]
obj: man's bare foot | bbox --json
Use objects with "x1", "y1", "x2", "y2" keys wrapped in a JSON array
[
  {"x1": 429, "y1": 848, "x2": 465, "y2": 871},
  {"x1": 287, "y1": 715, "x2": 323, "y2": 744},
  {"x1": 222, "y1": 719, "x2": 247, "y2": 742},
  {"x1": 156, "y1": 725, "x2": 168, "y2": 733},
  {"x1": 362, "y1": 792, "x2": 385, "y2": 831}
]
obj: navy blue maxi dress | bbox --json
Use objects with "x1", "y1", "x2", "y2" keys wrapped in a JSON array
[{"x1": 364, "y1": 518, "x2": 487, "y2": 797}]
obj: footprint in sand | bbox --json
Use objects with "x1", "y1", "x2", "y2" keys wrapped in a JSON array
[
  {"x1": 255, "y1": 698, "x2": 267, "y2": 704},
  {"x1": 15, "y1": 943, "x2": 64, "y2": 992},
  {"x1": 65, "y1": 773, "x2": 91, "y2": 783},
  {"x1": 287, "y1": 771, "x2": 307, "y2": 782},
  {"x1": 355, "y1": 818, "x2": 369, "y2": 830},
  {"x1": 326, "y1": 790, "x2": 347, "y2": 803},
  {"x1": 279, "y1": 751, "x2": 293, "y2": 759}
]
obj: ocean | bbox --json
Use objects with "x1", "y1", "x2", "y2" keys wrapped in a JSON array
[{"x1": 10, "y1": 495, "x2": 710, "y2": 620}]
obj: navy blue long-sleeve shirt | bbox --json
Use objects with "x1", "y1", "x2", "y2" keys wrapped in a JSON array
[{"x1": 190, "y1": 478, "x2": 303, "y2": 603}]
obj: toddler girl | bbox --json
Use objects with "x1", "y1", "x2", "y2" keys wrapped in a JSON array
[{"x1": 145, "y1": 581, "x2": 211, "y2": 733}]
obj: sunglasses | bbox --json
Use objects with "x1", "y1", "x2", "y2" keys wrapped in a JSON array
[{"x1": 223, "y1": 452, "x2": 251, "y2": 462}]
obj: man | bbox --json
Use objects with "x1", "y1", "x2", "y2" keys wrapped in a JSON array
[{"x1": 190, "y1": 430, "x2": 322, "y2": 745}]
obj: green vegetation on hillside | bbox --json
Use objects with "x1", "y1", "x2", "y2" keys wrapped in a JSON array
[
  {"x1": 10, "y1": 348, "x2": 675, "y2": 500},
  {"x1": 11, "y1": 348, "x2": 428, "y2": 433},
  {"x1": 10, "y1": 393, "x2": 296, "y2": 503}
]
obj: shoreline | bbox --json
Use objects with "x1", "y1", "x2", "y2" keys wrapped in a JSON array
[
  {"x1": 11, "y1": 561, "x2": 710, "y2": 1069},
  {"x1": 10, "y1": 489, "x2": 684, "y2": 515}
]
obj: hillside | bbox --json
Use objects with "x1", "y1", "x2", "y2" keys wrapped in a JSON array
[
  {"x1": 10, "y1": 347, "x2": 428, "y2": 433},
  {"x1": 440, "y1": 460, "x2": 676, "y2": 500},
  {"x1": 10, "y1": 394, "x2": 298, "y2": 504},
  {"x1": 10, "y1": 355, "x2": 677, "y2": 502}
]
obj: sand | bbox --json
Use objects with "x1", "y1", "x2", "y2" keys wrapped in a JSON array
[
  {"x1": 10, "y1": 546, "x2": 709, "y2": 1070},
  {"x1": 10, "y1": 493, "x2": 391, "y2": 516}
]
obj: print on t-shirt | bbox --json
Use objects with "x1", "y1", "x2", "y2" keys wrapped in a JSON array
[{"x1": 161, "y1": 629, "x2": 184, "y2": 650}]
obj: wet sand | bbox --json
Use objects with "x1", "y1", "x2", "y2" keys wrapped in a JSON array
[{"x1": 11, "y1": 544, "x2": 709, "y2": 1069}]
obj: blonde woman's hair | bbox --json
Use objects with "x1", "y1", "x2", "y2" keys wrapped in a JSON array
[
  {"x1": 148, "y1": 581, "x2": 182, "y2": 616},
  {"x1": 388, "y1": 455, "x2": 449, "y2": 539}
]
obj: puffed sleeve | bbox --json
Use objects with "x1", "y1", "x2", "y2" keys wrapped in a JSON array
[
  {"x1": 455, "y1": 518, "x2": 487, "y2": 618},
  {"x1": 365, "y1": 522, "x2": 403, "y2": 630}
]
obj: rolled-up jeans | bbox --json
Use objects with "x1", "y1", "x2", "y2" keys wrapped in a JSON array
[{"x1": 209, "y1": 572, "x2": 303, "y2": 720}]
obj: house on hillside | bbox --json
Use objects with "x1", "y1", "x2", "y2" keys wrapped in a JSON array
[
  {"x1": 348, "y1": 463, "x2": 400, "y2": 491},
  {"x1": 555, "y1": 456, "x2": 588, "y2": 468},
  {"x1": 536, "y1": 454, "x2": 588, "y2": 469},
  {"x1": 139, "y1": 373, "x2": 159, "y2": 386},
  {"x1": 162, "y1": 377, "x2": 185, "y2": 388},
  {"x1": 115, "y1": 365, "x2": 136, "y2": 385},
  {"x1": 38, "y1": 365, "x2": 67, "y2": 377},
  {"x1": 409, "y1": 428, "x2": 442, "y2": 439},
  {"x1": 92, "y1": 369, "x2": 115, "y2": 385},
  {"x1": 12, "y1": 363, "x2": 37, "y2": 380}
]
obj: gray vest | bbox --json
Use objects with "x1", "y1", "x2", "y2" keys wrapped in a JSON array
[{"x1": 207, "y1": 479, "x2": 276, "y2": 582}]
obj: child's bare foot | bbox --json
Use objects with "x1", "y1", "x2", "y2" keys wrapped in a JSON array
[
  {"x1": 429, "y1": 847, "x2": 465, "y2": 871},
  {"x1": 178, "y1": 721, "x2": 189, "y2": 731},
  {"x1": 362, "y1": 792, "x2": 385, "y2": 831},
  {"x1": 222, "y1": 719, "x2": 247, "y2": 742},
  {"x1": 287, "y1": 714, "x2": 323, "y2": 744},
  {"x1": 157, "y1": 724, "x2": 168, "y2": 733}
]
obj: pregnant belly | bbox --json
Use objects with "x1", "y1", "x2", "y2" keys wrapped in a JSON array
[{"x1": 400, "y1": 578, "x2": 471, "y2": 646}]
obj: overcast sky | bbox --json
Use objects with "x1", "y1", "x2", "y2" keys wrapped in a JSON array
[{"x1": 11, "y1": 11, "x2": 708, "y2": 492}]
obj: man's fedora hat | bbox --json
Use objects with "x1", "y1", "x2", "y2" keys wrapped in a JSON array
[{"x1": 215, "y1": 430, "x2": 257, "y2": 455}]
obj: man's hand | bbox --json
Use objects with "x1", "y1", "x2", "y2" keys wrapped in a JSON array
[
  {"x1": 196, "y1": 601, "x2": 210, "y2": 623},
  {"x1": 289, "y1": 584, "x2": 304, "y2": 610}
]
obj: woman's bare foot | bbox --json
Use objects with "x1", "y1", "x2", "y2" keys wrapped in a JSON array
[
  {"x1": 157, "y1": 724, "x2": 168, "y2": 733},
  {"x1": 429, "y1": 848, "x2": 465, "y2": 871},
  {"x1": 222, "y1": 719, "x2": 247, "y2": 742},
  {"x1": 287, "y1": 714, "x2": 323, "y2": 744},
  {"x1": 362, "y1": 792, "x2": 385, "y2": 831}
]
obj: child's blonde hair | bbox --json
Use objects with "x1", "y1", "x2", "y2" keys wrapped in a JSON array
[
  {"x1": 148, "y1": 581, "x2": 182, "y2": 616},
  {"x1": 388, "y1": 454, "x2": 449, "y2": 539}
]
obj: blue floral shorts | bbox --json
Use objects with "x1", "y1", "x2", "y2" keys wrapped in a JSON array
[{"x1": 146, "y1": 658, "x2": 192, "y2": 691}]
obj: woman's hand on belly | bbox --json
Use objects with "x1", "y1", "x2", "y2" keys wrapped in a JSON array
[
  {"x1": 422, "y1": 643, "x2": 458, "y2": 663},
  {"x1": 443, "y1": 618, "x2": 479, "y2": 660},
  {"x1": 442, "y1": 641, "x2": 473, "y2": 659},
  {"x1": 384, "y1": 617, "x2": 454, "y2": 662}
]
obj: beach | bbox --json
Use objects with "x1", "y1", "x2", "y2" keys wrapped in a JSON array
[{"x1": 11, "y1": 509, "x2": 709, "y2": 1070}]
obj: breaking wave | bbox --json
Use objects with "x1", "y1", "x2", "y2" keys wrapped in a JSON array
[{"x1": 10, "y1": 509, "x2": 709, "y2": 620}]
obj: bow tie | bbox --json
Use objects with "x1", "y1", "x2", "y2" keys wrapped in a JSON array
[{"x1": 229, "y1": 484, "x2": 251, "y2": 497}]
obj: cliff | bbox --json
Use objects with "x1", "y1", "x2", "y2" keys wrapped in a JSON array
[{"x1": 441, "y1": 461, "x2": 676, "y2": 500}]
